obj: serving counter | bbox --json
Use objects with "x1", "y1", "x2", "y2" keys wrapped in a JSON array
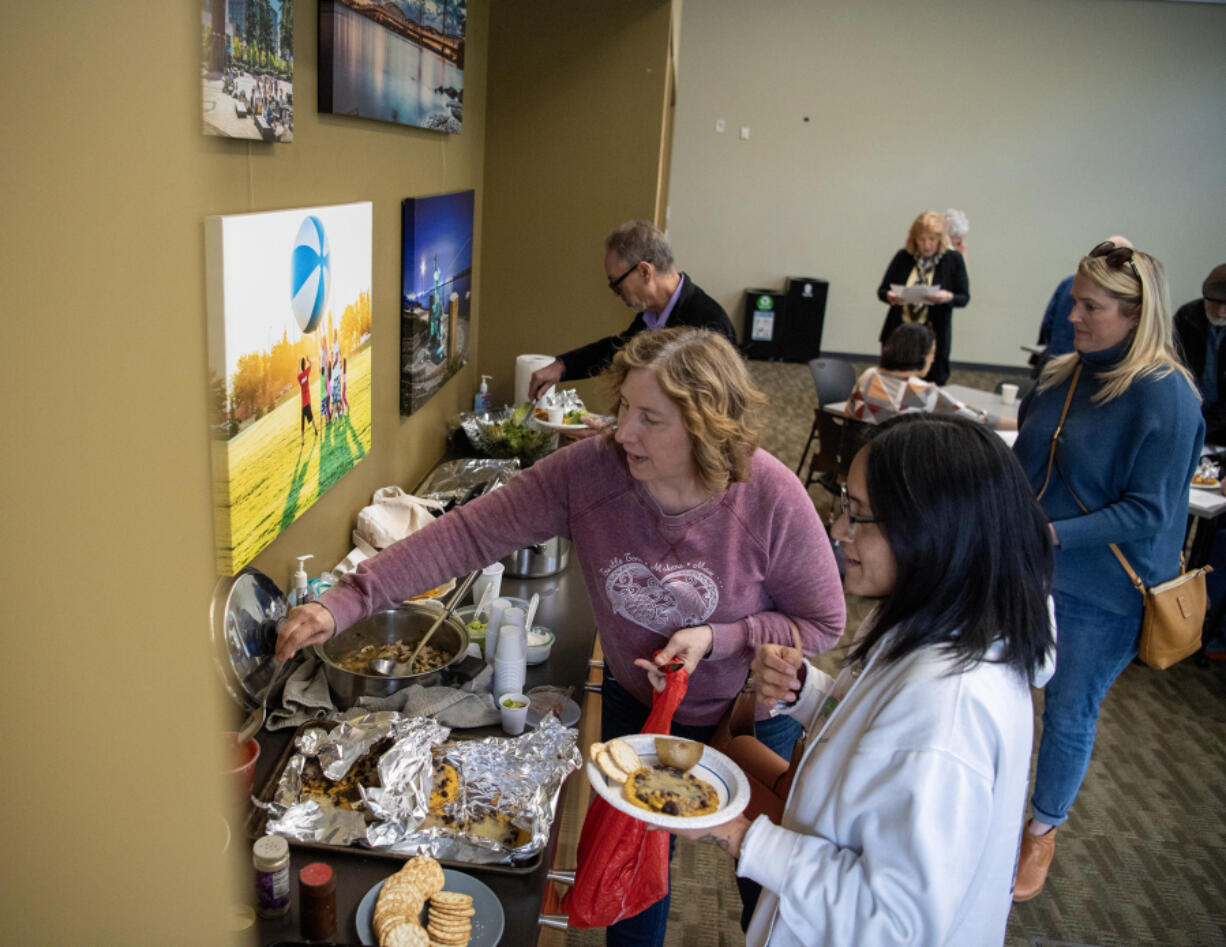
[{"x1": 248, "y1": 561, "x2": 596, "y2": 946}]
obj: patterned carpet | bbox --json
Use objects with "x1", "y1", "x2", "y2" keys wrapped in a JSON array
[{"x1": 565, "y1": 358, "x2": 1226, "y2": 947}]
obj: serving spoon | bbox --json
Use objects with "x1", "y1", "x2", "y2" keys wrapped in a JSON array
[{"x1": 371, "y1": 569, "x2": 480, "y2": 677}]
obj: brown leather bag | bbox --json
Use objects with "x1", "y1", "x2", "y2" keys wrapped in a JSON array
[{"x1": 709, "y1": 621, "x2": 806, "y2": 823}]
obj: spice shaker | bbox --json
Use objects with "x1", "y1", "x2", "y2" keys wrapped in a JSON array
[
  {"x1": 299, "y1": 861, "x2": 337, "y2": 941},
  {"x1": 252, "y1": 835, "x2": 291, "y2": 918}
]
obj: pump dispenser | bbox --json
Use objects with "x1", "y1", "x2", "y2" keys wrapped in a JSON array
[
  {"x1": 474, "y1": 374, "x2": 493, "y2": 414},
  {"x1": 288, "y1": 555, "x2": 315, "y2": 607}
]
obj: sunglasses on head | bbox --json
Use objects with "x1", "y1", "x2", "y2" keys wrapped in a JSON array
[{"x1": 1089, "y1": 241, "x2": 1141, "y2": 286}]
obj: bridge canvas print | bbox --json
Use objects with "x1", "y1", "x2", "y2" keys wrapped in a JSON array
[{"x1": 318, "y1": 0, "x2": 467, "y2": 133}]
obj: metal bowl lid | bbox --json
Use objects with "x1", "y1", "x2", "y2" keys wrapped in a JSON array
[{"x1": 210, "y1": 567, "x2": 287, "y2": 710}]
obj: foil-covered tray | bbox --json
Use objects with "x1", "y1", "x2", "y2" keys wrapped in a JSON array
[{"x1": 246, "y1": 711, "x2": 580, "y2": 875}]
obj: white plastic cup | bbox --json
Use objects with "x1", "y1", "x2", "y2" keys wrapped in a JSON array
[
  {"x1": 1000, "y1": 383, "x2": 1019, "y2": 406},
  {"x1": 484, "y1": 597, "x2": 510, "y2": 662},
  {"x1": 471, "y1": 563, "x2": 504, "y2": 608},
  {"x1": 547, "y1": 405, "x2": 564, "y2": 425},
  {"x1": 493, "y1": 659, "x2": 525, "y2": 699},
  {"x1": 496, "y1": 623, "x2": 527, "y2": 663},
  {"x1": 499, "y1": 692, "x2": 530, "y2": 735}
]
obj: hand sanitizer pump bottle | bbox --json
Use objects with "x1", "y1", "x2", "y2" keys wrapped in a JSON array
[{"x1": 288, "y1": 555, "x2": 315, "y2": 607}]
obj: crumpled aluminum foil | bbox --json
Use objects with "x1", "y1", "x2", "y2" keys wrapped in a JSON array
[
  {"x1": 259, "y1": 710, "x2": 580, "y2": 864},
  {"x1": 415, "y1": 457, "x2": 521, "y2": 508}
]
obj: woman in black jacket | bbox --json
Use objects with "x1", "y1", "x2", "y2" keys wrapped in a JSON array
[{"x1": 877, "y1": 211, "x2": 969, "y2": 385}]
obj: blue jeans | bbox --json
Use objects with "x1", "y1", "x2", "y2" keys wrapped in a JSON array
[
  {"x1": 1031, "y1": 589, "x2": 1141, "y2": 826},
  {"x1": 599, "y1": 674, "x2": 718, "y2": 947}
]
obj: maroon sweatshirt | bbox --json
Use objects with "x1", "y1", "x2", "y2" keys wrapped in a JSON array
[{"x1": 318, "y1": 436, "x2": 845, "y2": 726}]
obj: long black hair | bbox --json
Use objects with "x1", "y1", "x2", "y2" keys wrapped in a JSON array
[{"x1": 847, "y1": 413, "x2": 1054, "y2": 681}]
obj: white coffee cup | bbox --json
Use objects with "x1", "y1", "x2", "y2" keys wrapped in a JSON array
[
  {"x1": 499, "y1": 692, "x2": 530, "y2": 735},
  {"x1": 1000, "y1": 383, "x2": 1019, "y2": 406}
]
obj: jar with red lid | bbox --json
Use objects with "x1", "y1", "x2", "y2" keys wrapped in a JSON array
[{"x1": 299, "y1": 861, "x2": 337, "y2": 940}]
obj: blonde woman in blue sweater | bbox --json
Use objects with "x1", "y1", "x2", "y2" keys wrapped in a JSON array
[{"x1": 1011, "y1": 243, "x2": 1203, "y2": 900}]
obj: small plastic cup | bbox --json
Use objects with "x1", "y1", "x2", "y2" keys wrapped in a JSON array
[
  {"x1": 499, "y1": 692, "x2": 530, "y2": 735},
  {"x1": 547, "y1": 405, "x2": 564, "y2": 425},
  {"x1": 1000, "y1": 383, "x2": 1019, "y2": 406},
  {"x1": 224, "y1": 732, "x2": 260, "y2": 801},
  {"x1": 471, "y1": 563, "x2": 504, "y2": 608}
]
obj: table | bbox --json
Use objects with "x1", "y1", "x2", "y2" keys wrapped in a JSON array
[
  {"x1": 249, "y1": 561, "x2": 596, "y2": 946},
  {"x1": 822, "y1": 383, "x2": 1018, "y2": 423}
]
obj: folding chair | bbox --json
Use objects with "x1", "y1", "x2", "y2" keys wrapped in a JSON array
[{"x1": 795, "y1": 357, "x2": 857, "y2": 476}]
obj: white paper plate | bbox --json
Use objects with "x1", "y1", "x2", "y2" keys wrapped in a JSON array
[
  {"x1": 532, "y1": 415, "x2": 592, "y2": 433},
  {"x1": 356, "y1": 868, "x2": 504, "y2": 947},
  {"x1": 585, "y1": 734, "x2": 750, "y2": 831},
  {"x1": 1191, "y1": 480, "x2": 1221, "y2": 491}
]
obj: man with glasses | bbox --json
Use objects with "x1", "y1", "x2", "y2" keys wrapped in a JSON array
[
  {"x1": 1173, "y1": 262, "x2": 1226, "y2": 446},
  {"x1": 528, "y1": 220, "x2": 735, "y2": 400}
]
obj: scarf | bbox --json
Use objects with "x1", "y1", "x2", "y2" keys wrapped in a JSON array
[{"x1": 902, "y1": 251, "x2": 943, "y2": 324}]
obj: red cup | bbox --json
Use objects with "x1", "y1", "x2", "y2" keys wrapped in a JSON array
[{"x1": 224, "y1": 732, "x2": 260, "y2": 800}]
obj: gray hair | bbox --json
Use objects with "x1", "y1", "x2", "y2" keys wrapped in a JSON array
[
  {"x1": 604, "y1": 220, "x2": 676, "y2": 273},
  {"x1": 944, "y1": 208, "x2": 970, "y2": 238}
]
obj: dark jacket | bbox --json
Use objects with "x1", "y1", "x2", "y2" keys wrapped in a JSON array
[
  {"x1": 877, "y1": 248, "x2": 969, "y2": 386},
  {"x1": 557, "y1": 273, "x2": 736, "y2": 380},
  {"x1": 1173, "y1": 298, "x2": 1226, "y2": 444}
]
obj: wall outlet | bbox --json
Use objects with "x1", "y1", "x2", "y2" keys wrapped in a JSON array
[
  {"x1": 715, "y1": 118, "x2": 725, "y2": 133},
  {"x1": 739, "y1": 126, "x2": 750, "y2": 140}
]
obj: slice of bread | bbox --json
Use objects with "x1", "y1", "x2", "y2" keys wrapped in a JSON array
[
  {"x1": 607, "y1": 738, "x2": 642, "y2": 775},
  {"x1": 595, "y1": 748, "x2": 629, "y2": 783}
]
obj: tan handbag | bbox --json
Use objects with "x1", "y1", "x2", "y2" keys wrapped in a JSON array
[
  {"x1": 710, "y1": 622, "x2": 806, "y2": 823},
  {"x1": 1038, "y1": 364, "x2": 1211, "y2": 669}
]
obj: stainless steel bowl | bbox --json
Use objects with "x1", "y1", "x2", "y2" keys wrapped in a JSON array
[
  {"x1": 314, "y1": 603, "x2": 470, "y2": 709},
  {"x1": 502, "y1": 536, "x2": 571, "y2": 578}
]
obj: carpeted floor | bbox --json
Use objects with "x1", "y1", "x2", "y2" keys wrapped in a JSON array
[{"x1": 565, "y1": 357, "x2": 1226, "y2": 947}]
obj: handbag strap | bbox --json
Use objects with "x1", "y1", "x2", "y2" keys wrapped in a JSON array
[{"x1": 1036, "y1": 362, "x2": 1161, "y2": 594}]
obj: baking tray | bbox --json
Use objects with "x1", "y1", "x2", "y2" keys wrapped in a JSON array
[{"x1": 245, "y1": 720, "x2": 544, "y2": 876}]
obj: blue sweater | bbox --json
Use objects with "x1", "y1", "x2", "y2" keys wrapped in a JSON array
[{"x1": 1014, "y1": 342, "x2": 1204, "y2": 616}]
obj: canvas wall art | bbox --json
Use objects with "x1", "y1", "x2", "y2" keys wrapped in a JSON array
[
  {"x1": 206, "y1": 202, "x2": 373, "y2": 575},
  {"x1": 202, "y1": 0, "x2": 295, "y2": 141},
  {"x1": 319, "y1": 0, "x2": 467, "y2": 133},
  {"x1": 400, "y1": 189, "x2": 474, "y2": 415}
]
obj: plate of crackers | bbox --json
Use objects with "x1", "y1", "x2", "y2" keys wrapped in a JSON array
[
  {"x1": 357, "y1": 855, "x2": 504, "y2": 947},
  {"x1": 585, "y1": 733, "x2": 750, "y2": 831}
]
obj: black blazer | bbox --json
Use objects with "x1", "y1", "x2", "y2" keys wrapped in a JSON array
[
  {"x1": 876, "y1": 248, "x2": 970, "y2": 343},
  {"x1": 557, "y1": 274, "x2": 736, "y2": 380}
]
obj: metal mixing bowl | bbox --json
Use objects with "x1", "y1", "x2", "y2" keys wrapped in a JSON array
[{"x1": 314, "y1": 603, "x2": 470, "y2": 709}]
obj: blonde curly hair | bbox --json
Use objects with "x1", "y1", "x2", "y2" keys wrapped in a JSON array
[{"x1": 602, "y1": 328, "x2": 765, "y2": 494}]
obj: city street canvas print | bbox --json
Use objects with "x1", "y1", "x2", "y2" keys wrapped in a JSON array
[
  {"x1": 318, "y1": 0, "x2": 466, "y2": 133},
  {"x1": 202, "y1": 0, "x2": 295, "y2": 142},
  {"x1": 400, "y1": 189, "x2": 474, "y2": 415},
  {"x1": 206, "y1": 202, "x2": 373, "y2": 575}
]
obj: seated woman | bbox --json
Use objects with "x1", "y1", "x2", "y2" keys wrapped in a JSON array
[
  {"x1": 668, "y1": 413, "x2": 1055, "y2": 945},
  {"x1": 847, "y1": 322, "x2": 1017, "y2": 430}
]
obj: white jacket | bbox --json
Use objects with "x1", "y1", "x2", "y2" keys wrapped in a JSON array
[{"x1": 739, "y1": 628, "x2": 1046, "y2": 946}]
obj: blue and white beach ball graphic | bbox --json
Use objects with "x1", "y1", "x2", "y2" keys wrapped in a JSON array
[{"x1": 290, "y1": 215, "x2": 331, "y2": 334}]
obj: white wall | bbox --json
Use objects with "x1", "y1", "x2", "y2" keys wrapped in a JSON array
[{"x1": 668, "y1": 0, "x2": 1226, "y2": 366}]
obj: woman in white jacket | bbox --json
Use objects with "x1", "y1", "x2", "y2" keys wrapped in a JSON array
[{"x1": 673, "y1": 414, "x2": 1055, "y2": 945}]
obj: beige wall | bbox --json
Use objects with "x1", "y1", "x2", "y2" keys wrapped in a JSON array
[
  {"x1": 668, "y1": 0, "x2": 1226, "y2": 366},
  {"x1": 1, "y1": 1, "x2": 487, "y2": 942},
  {"x1": 480, "y1": 0, "x2": 673, "y2": 410}
]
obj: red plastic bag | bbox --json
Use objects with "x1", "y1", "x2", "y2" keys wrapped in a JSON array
[{"x1": 562, "y1": 669, "x2": 689, "y2": 929}]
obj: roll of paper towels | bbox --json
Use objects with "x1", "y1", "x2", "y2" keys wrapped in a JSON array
[{"x1": 515, "y1": 354, "x2": 555, "y2": 404}]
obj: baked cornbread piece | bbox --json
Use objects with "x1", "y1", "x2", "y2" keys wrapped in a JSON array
[{"x1": 623, "y1": 766, "x2": 719, "y2": 818}]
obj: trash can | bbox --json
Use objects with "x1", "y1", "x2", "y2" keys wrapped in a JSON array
[
  {"x1": 780, "y1": 276, "x2": 828, "y2": 362},
  {"x1": 741, "y1": 289, "x2": 787, "y2": 360}
]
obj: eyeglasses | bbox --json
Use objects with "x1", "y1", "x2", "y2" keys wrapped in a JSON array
[
  {"x1": 840, "y1": 484, "x2": 879, "y2": 535},
  {"x1": 608, "y1": 262, "x2": 640, "y2": 294},
  {"x1": 1089, "y1": 241, "x2": 1142, "y2": 286}
]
